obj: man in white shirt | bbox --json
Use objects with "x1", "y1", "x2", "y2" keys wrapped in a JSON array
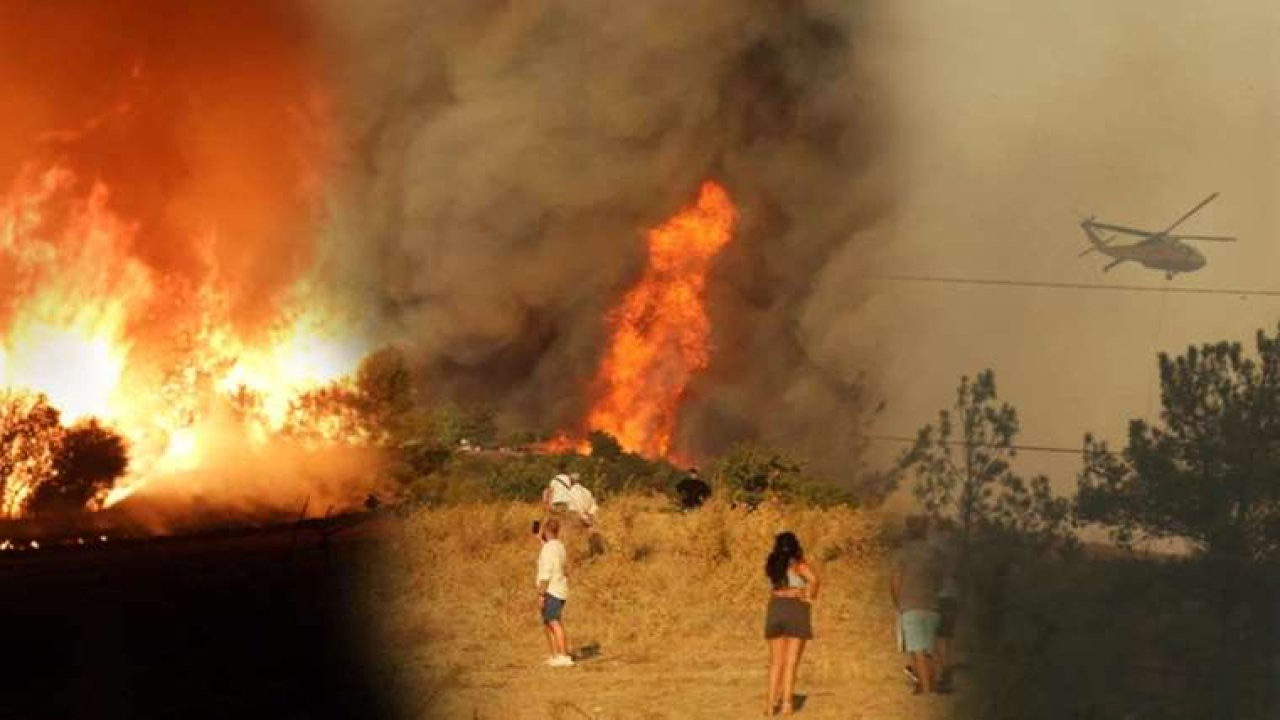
[
  {"x1": 542, "y1": 469, "x2": 574, "y2": 516},
  {"x1": 537, "y1": 518, "x2": 574, "y2": 667},
  {"x1": 566, "y1": 474, "x2": 598, "y2": 527}
]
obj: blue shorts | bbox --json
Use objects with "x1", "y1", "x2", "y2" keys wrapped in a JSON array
[
  {"x1": 542, "y1": 595, "x2": 566, "y2": 624},
  {"x1": 899, "y1": 610, "x2": 940, "y2": 654}
]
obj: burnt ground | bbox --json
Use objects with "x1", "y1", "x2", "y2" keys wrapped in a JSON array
[{"x1": 0, "y1": 513, "x2": 401, "y2": 720}]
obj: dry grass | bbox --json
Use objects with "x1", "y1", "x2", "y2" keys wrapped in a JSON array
[{"x1": 357, "y1": 493, "x2": 962, "y2": 720}]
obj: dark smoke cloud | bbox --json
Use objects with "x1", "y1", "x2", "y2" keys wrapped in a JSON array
[{"x1": 321, "y1": 0, "x2": 893, "y2": 480}]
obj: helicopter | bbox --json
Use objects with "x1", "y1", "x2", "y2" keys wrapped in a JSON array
[{"x1": 1079, "y1": 192, "x2": 1236, "y2": 279}]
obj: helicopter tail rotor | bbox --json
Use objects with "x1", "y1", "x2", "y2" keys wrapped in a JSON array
[
  {"x1": 1076, "y1": 212, "x2": 1108, "y2": 256},
  {"x1": 1074, "y1": 209, "x2": 1094, "y2": 255}
]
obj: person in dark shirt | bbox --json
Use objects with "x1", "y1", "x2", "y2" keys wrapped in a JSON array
[{"x1": 675, "y1": 467, "x2": 711, "y2": 511}]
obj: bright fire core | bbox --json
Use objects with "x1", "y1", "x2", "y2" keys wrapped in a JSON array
[{"x1": 0, "y1": 163, "x2": 371, "y2": 517}]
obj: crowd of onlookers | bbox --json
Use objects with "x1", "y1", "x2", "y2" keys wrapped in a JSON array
[{"x1": 528, "y1": 465, "x2": 960, "y2": 714}]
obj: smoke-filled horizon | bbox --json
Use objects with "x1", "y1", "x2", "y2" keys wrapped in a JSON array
[
  {"x1": 321, "y1": 0, "x2": 894, "y2": 480},
  {"x1": 858, "y1": 0, "x2": 1280, "y2": 498}
]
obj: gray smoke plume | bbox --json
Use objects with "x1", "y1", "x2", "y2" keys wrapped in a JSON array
[{"x1": 319, "y1": 0, "x2": 893, "y2": 482}]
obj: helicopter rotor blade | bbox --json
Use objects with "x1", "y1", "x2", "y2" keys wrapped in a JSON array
[
  {"x1": 1162, "y1": 192, "x2": 1219, "y2": 235},
  {"x1": 1088, "y1": 221, "x2": 1152, "y2": 237},
  {"x1": 1169, "y1": 234, "x2": 1237, "y2": 243}
]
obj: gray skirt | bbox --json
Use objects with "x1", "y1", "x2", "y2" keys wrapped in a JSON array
[{"x1": 764, "y1": 595, "x2": 813, "y2": 639}]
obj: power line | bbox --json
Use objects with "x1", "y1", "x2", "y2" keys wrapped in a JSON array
[
  {"x1": 858, "y1": 433, "x2": 1089, "y2": 456},
  {"x1": 865, "y1": 273, "x2": 1280, "y2": 297}
]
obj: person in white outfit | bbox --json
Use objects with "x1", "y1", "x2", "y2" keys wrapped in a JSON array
[
  {"x1": 537, "y1": 518, "x2": 574, "y2": 667},
  {"x1": 543, "y1": 468, "x2": 575, "y2": 516}
]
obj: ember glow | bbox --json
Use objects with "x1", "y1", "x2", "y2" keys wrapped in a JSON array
[{"x1": 579, "y1": 181, "x2": 736, "y2": 458}]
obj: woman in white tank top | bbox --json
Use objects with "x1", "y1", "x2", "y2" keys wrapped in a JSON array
[{"x1": 763, "y1": 532, "x2": 820, "y2": 716}]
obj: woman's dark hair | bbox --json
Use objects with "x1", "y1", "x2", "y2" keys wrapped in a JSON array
[{"x1": 765, "y1": 531, "x2": 804, "y2": 589}]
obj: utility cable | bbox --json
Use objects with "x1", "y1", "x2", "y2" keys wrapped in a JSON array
[
  {"x1": 865, "y1": 274, "x2": 1280, "y2": 297},
  {"x1": 858, "y1": 433, "x2": 1091, "y2": 456}
]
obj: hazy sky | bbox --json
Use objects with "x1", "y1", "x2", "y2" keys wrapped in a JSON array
[{"x1": 851, "y1": 0, "x2": 1280, "y2": 488}]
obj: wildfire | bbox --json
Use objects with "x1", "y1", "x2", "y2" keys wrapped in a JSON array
[
  {"x1": 0, "y1": 1, "x2": 391, "y2": 521},
  {"x1": 0, "y1": 160, "x2": 374, "y2": 516},
  {"x1": 576, "y1": 181, "x2": 736, "y2": 458}
]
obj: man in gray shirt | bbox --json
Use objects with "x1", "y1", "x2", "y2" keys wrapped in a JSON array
[
  {"x1": 891, "y1": 514, "x2": 944, "y2": 694},
  {"x1": 931, "y1": 520, "x2": 961, "y2": 691}
]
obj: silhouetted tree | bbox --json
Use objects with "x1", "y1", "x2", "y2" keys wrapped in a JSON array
[
  {"x1": 27, "y1": 420, "x2": 128, "y2": 515},
  {"x1": 1078, "y1": 328, "x2": 1280, "y2": 562},
  {"x1": 587, "y1": 430, "x2": 623, "y2": 460}
]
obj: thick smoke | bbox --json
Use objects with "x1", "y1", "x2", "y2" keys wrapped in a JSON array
[
  {"x1": 322, "y1": 0, "x2": 893, "y2": 480},
  {"x1": 854, "y1": 0, "x2": 1280, "y2": 489}
]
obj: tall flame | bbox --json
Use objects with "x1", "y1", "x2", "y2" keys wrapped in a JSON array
[
  {"x1": 583, "y1": 181, "x2": 735, "y2": 457},
  {"x1": 0, "y1": 166, "x2": 152, "y2": 423}
]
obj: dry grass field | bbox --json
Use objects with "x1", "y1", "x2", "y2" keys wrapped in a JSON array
[{"x1": 356, "y1": 494, "x2": 963, "y2": 720}]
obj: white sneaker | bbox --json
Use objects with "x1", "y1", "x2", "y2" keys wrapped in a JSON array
[
  {"x1": 549, "y1": 655, "x2": 575, "y2": 667},
  {"x1": 543, "y1": 656, "x2": 560, "y2": 666}
]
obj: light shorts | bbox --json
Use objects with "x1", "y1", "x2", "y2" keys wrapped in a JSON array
[
  {"x1": 899, "y1": 609, "x2": 941, "y2": 654},
  {"x1": 542, "y1": 595, "x2": 566, "y2": 624}
]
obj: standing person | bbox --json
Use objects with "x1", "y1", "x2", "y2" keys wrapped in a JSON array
[
  {"x1": 675, "y1": 467, "x2": 711, "y2": 511},
  {"x1": 764, "y1": 531, "x2": 820, "y2": 716},
  {"x1": 931, "y1": 519, "x2": 960, "y2": 692},
  {"x1": 891, "y1": 515, "x2": 945, "y2": 695},
  {"x1": 536, "y1": 518, "x2": 574, "y2": 667}
]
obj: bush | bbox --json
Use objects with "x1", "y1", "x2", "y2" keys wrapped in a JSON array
[
  {"x1": 27, "y1": 420, "x2": 128, "y2": 515},
  {"x1": 394, "y1": 430, "x2": 685, "y2": 507},
  {"x1": 710, "y1": 441, "x2": 857, "y2": 509}
]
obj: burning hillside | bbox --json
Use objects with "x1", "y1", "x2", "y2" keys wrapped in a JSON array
[
  {"x1": 0, "y1": 1, "x2": 381, "y2": 524},
  {"x1": 0, "y1": 0, "x2": 891, "y2": 528},
  {"x1": 332, "y1": 0, "x2": 889, "y2": 479}
]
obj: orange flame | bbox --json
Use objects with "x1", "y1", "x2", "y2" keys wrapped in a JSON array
[
  {"x1": 0, "y1": 161, "x2": 374, "y2": 516},
  {"x1": 0, "y1": 4, "x2": 380, "y2": 520},
  {"x1": 581, "y1": 181, "x2": 735, "y2": 458}
]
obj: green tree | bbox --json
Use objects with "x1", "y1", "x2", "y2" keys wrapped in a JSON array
[
  {"x1": 900, "y1": 370, "x2": 1073, "y2": 557},
  {"x1": 1078, "y1": 329, "x2": 1280, "y2": 562},
  {"x1": 1077, "y1": 327, "x2": 1280, "y2": 719},
  {"x1": 353, "y1": 345, "x2": 415, "y2": 441},
  {"x1": 711, "y1": 442, "x2": 811, "y2": 507}
]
